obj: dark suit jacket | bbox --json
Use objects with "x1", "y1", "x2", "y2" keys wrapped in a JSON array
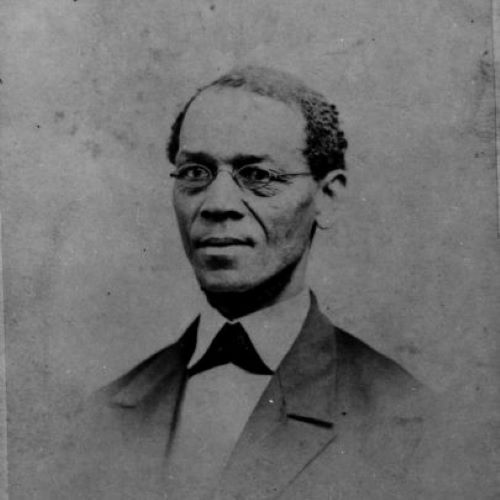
[{"x1": 48, "y1": 293, "x2": 434, "y2": 499}]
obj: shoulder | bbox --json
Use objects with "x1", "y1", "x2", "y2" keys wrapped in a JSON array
[
  {"x1": 311, "y1": 304, "x2": 432, "y2": 415},
  {"x1": 90, "y1": 316, "x2": 199, "y2": 409},
  {"x1": 335, "y1": 324, "x2": 424, "y2": 392}
]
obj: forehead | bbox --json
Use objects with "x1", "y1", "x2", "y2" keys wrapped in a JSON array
[{"x1": 178, "y1": 88, "x2": 306, "y2": 163}]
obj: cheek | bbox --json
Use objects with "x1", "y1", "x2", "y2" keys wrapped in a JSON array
[
  {"x1": 173, "y1": 198, "x2": 196, "y2": 247},
  {"x1": 265, "y1": 197, "x2": 316, "y2": 246},
  {"x1": 173, "y1": 193, "x2": 197, "y2": 227}
]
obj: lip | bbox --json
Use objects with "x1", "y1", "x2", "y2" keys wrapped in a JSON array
[{"x1": 195, "y1": 236, "x2": 254, "y2": 248}]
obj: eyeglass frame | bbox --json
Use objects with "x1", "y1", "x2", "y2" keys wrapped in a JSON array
[{"x1": 170, "y1": 163, "x2": 314, "y2": 192}]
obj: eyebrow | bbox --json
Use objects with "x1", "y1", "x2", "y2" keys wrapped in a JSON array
[
  {"x1": 176, "y1": 151, "x2": 272, "y2": 168},
  {"x1": 230, "y1": 154, "x2": 271, "y2": 168},
  {"x1": 176, "y1": 151, "x2": 217, "y2": 168}
]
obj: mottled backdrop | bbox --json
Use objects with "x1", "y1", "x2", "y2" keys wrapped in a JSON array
[{"x1": 0, "y1": 0, "x2": 498, "y2": 497}]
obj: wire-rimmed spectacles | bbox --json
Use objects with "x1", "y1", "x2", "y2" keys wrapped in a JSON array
[{"x1": 170, "y1": 163, "x2": 313, "y2": 192}]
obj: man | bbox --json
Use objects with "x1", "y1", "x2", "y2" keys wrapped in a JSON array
[{"x1": 51, "y1": 66, "x2": 432, "y2": 499}]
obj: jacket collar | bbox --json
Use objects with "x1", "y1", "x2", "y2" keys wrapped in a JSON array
[
  {"x1": 110, "y1": 316, "x2": 199, "y2": 408},
  {"x1": 277, "y1": 291, "x2": 337, "y2": 426},
  {"x1": 111, "y1": 291, "x2": 336, "y2": 425}
]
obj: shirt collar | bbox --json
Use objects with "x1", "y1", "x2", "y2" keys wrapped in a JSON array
[{"x1": 189, "y1": 289, "x2": 311, "y2": 371}]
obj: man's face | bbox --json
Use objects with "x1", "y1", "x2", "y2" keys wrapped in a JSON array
[{"x1": 172, "y1": 87, "x2": 325, "y2": 294}]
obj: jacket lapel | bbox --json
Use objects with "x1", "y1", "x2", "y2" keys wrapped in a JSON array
[
  {"x1": 107, "y1": 317, "x2": 199, "y2": 455},
  {"x1": 215, "y1": 293, "x2": 340, "y2": 500}
]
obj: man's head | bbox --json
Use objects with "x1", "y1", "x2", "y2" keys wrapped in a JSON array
[{"x1": 167, "y1": 66, "x2": 347, "y2": 310}]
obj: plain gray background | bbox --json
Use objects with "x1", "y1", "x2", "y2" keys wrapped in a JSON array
[{"x1": 1, "y1": 0, "x2": 498, "y2": 497}]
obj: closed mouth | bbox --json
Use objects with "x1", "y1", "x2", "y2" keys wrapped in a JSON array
[{"x1": 195, "y1": 237, "x2": 254, "y2": 248}]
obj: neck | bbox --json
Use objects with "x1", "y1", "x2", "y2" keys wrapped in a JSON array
[{"x1": 203, "y1": 258, "x2": 307, "y2": 321}]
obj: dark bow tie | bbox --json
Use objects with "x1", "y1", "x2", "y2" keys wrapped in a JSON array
[{"x1": 188, "y1": 322, "x2": 274, "y2": 377}]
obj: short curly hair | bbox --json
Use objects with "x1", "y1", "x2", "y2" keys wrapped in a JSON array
[{"x1": 167, "y1": 65, "x2": 348, "y2": 180}]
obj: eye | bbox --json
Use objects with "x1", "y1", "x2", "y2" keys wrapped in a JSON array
[
  {"x1": 173, "y1": 164, "x2": 212, "y2": 183},
  {"x1": 237, "y1": 165, "x2": 272, "y2": 185}
]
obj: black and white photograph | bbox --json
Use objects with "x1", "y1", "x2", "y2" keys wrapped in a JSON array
[{"x1": 0, "y1": 1, "x2": 498, "y2": 498}]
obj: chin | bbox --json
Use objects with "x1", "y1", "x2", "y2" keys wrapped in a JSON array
[{"x1": 196, "y1": 271, "x2": 259, "y2": 294}]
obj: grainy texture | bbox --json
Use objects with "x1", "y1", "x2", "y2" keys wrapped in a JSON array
[
  {"x1": 494, "y1": 0, "x2": 500, "y2": 229},
  {"x1": 0, "y1": 0, "x2": 498, "y2": 498},
  {"x1": 0, "y1": 217, "x2": 7, "y2": 500}
]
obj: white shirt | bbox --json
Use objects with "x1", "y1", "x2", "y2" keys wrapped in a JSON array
[{"x1": 164, "y1": 290, "x2": 311, "y2": 500}]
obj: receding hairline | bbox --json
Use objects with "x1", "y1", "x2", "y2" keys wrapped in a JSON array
[
  {"x1": 203, "y1": 65, "x2": 327, "y2": 110},
  {"x1": 182, "y1": 85, "x2": 307, "y2": 135}
]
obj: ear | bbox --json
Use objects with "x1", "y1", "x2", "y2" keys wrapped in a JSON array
[{"x1": 314, "y1": 170, "x2": 346, "y2": 230}]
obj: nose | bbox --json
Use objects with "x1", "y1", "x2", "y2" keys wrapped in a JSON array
[{"x1": 199, "y1": 167, "x2": 245, "y2": 222}]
